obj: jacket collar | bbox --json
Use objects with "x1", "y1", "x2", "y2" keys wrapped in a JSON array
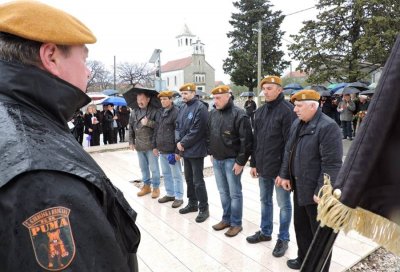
[
  {"x1": 186, "y1": 96, "x2": 199, "y2": 106},
  {"x1": 266, "y1": 93, "x2": 284, "y2": 108},
  {"x1": 299, "y1": 109, "x2": 322, "y2": 136},
  {"x1": 0, "y1": 60, "x2": 90, "y2": 128},
  {"x1": 218, "y1": 98, "x2": 234, "y2": 111}
]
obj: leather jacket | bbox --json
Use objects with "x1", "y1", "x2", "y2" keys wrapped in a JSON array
[
  {"x1": 207, "y1": 99, "x2": 253, "y2": 165},
  {"x1": 0, "y1": 60, "x2": 140, "y2": 271}
]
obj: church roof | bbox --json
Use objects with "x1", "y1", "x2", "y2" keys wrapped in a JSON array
[
  {"x1": 176, "y1": 23, "x2": 195, "y2": 38},
  {"x1": 161, "y1": 56, "x2": 192, "y2": 72}
]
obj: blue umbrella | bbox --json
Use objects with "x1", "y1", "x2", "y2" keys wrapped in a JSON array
[
  {"x1": 283, "y1": 88, "x2": 297, "y2": 95},
  {"x1": 102, "y1": 89, "x2": 119, "y2": 96},
  {"x1": 283, "y1": 83, "x2": 303, "y2": 90},
  {"x1": 102, "y1": 96, "x2": 127, "y2": 106},
  {"x1": 328, "y1": 83, "x2": 348, "y2": 93},
  {"x1": 240, "y1": 91, "x2": 255, "y2": 97}
]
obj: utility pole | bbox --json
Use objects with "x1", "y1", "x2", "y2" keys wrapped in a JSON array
[
  {"x1": 257, "y1": 20, "x2": 262, "y2": 106},
  {"x1": 113, "y1": 55, "x2": 116, "y2": 90}
]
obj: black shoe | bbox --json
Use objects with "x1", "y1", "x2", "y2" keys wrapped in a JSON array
[
  {"x1": 272, "y1": 239, "x2": 288, "y2": 257},
  {"x1": 287, "y1": 258, "x2": 302, "y2": 270},
  {"x1": 195, "y1": 209, "x2": 209, "y2": 223},
  {"x1": 246, "y1": 231, "x2": 271, "y2": 244},
  {"x1": 158, "y1": 195, "x2": 175, "y2": 203},
  {"x1": 179, "y1": 203, "x2": 198, "y2": 214}
]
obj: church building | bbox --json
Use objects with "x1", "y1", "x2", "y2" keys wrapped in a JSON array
[{"x1": 161, "y1": 24, "x2": 215, "y2": 94}]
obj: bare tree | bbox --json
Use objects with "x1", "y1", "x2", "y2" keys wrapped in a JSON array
[
  {"x1": 117, "y1": 62, "x2": 154, "y2": 88},
  {"x1": 87, "y1": 60, "x2": 113, "y2": 92}
]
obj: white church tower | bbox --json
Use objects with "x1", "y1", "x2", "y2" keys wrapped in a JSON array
[{"x1": 174, "y1": 24, "x2": 196, "y2": 59}]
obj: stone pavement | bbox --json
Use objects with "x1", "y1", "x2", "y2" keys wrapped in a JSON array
[{"x1": 86, "y1": 139, "x2": 377, "y2": 272}]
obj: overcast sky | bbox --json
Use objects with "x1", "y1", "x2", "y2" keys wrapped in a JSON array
[{"x1": 4, "y1": 0, "x2": 319, "y2": 83}]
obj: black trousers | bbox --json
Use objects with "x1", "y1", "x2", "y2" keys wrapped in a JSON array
[
  {"x1": 293, "y1": 191, "x2": 331, "y2": 272},
  {"x1": 183, "y1": 157, "x2": 208, "y2": 211}
]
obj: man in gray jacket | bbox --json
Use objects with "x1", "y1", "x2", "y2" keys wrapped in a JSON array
[
  {"x1": 129, "y1": 92, "x2": 161, "y2": 198},
  {"x1": 337, "y1": 94, "x2": 355, "y2": 140}
]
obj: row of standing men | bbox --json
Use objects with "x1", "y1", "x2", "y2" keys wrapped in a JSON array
[{"x1": 129, "y1": 76, "x2": 343, "y2": 271}]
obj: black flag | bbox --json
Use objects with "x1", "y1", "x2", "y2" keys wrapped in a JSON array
[{"x1": 318, "y1": 35, "x2": 400, "y2": 255}]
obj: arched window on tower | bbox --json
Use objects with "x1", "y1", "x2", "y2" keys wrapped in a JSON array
[{"x1": 186, "y1": 38, "x2": 188, "y2": 46}]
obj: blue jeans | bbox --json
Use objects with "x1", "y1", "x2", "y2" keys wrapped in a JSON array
[
  {"x1": 137, "y1": 150, "x2": 160, "y2": 188},
  {"x1": 213, "y1": 158, "x2": 243, "y2": 227},
  {"x1": 259, "y1": 177, "x2": 292, "y2": 241},
  {"x1": 159, "y1": 153, "x2": 184, "y2": 200}
]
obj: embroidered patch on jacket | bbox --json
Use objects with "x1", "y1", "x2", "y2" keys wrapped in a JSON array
[{"x1": 23, "y1": 206, "x2": 76, "y2": 271}]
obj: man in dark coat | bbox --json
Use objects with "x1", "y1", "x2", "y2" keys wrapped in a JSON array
[
  {"x1": 154, "y1": 91, "x2": 185, "y2": 208},
  {"x1": 175, "y1": 82, "x2": 210, "y2": 223},
  {"x1": 207, "y1": 85, "x2": 253, "y2": 237},
  {"x1": 247, "y1": 75, "x2": 296, "y2": 258},
  {"x1": 276, "y1": 90, "x2": 343, "y2": 270},
  {"x1": 0, "y1": 1, "x2": 140, "y2": 271},
  {"x1": 244, "y1": 95, "x2": 257, "y2": 127}
]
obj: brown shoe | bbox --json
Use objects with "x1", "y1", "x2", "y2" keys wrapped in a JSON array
[
  {"x1": 137, "y1": 184, "x2": 151, "y2": 197},
  {"x1": 224, "y1": 226, "x2": 243, "y2": 237},
  {"x1": 151, "y1": 188, "x2": 160, "y2": 198},
  {"x1": 212, "y1": 221, "x2": 230, "y2": 231}
]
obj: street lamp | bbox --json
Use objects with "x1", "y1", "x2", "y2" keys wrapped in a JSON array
[{"x1": 257, "y1": 20, "x2": 262, "y2": 106}]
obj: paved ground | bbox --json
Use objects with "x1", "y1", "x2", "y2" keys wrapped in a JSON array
[{"x1": 86, "y1": 139, "x2": 378, "y2": 272}]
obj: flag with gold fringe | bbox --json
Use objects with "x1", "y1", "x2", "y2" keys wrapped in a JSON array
[{"x1": 317, "y1": 35, "x2": 400, "y2": 256}]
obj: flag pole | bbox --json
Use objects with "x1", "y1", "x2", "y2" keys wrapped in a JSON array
[{"x1": 300, "y1": 226, "x2": 338, "y2": 272}]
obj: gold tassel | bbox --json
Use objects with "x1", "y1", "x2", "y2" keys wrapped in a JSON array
[{"x1": 317, "y1": 175, "x2": 400, "y2": 256}]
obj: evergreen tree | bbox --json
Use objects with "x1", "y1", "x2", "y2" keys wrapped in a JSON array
[
  {"x1": 223, "y1": 0, "x2": 288, "y2": 92},
  {"x1": 289, "y1": 0, "x2": 400, "y2": 83}
]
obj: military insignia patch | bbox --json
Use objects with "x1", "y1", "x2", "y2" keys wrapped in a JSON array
[{"x1": 23, "y1": 207, "x2": 75, "y2": 271}]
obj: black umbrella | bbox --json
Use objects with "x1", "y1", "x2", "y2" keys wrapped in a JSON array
[
  {"x1": 310, "y1": 85, "x2": 328, "y2": 93},
  {"x1": 359, "y1": 89, "x2": 375, "y2": 95},
  {"x1": 123, "y1": 87, "x2": 161, "y2": 109},
  {"x1": 196, "y1": 90, "x2": 207, "y2": 97},
  {"x1": 319, "y1": 90, "x2": 331, "y2": 97},
  {"x1": 172, "y1": 91, "x2": 181, "y2": 98},
  {"x1": 347, "y1": 82, "x2": 369, "y2": 91}
]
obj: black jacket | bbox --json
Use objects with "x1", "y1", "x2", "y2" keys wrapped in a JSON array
[
  {"x1": 207, "y1": 99, "x2": 253, "y2": 165},
  {"x1": 84, "y1": 112, "x2": 101, "y2": 135},
  {"x1": 250, "y1": 93, "x2": 296, "y2": 178},
  {"x1": 155, "y1": 106, "x2": 179, "y2": 154},
  {"x1": 279, "y1": 110, "x2": 343, "y2": 206},
  {"x1": 103, "y1": 109, "x2": 120, "y2": 131},
  {"x1": 175, "y1": 97, "x2": 208, "y2": 158},
  {"x1": 0, "y1": 60, "x2": 140, "y2": 271}
]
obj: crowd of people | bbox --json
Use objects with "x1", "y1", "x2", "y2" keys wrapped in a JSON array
[
  {"x1": 128, "y1": 75, "x2": 344, "y2": 271},
  {"x1": 69, "y1": 103, "x2": 130, "y2": 146},
  {"x1": 320, "y1": 93, "x2": 370, "y2": 140}
]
